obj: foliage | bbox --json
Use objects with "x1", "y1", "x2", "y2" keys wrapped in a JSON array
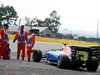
[
  {"x1": 44, "y1": 10, "x2": 61, "y2": 33},
  {"x1": 78, "y1": 36, "x2": 99, "y2": 42},
  {"x1": 25, "y1": 17, "x2": 31, "y2": 26},
  {"x1": 36, "y1": 19, "x2": 44, "y2": 27},
  {"x1": 67, "y1": 34, "x2": 73, "y2": 39},
  {"x1": 25, "y1": 10, "x2": 61, "y2": 33},
  {"x1": 0, "y1": 4, "x2": 18, "y2": 26},
  {"x1": 0, "y1": 25, "x2": 3, "y2": 29},
  {"x1": 79, "y1": 36, "x2": 87, "y2": 41},
  {"x1": 56, "y1": 33, "x2": 63, "y2": 39},
  {"x1": 56, "y1": 33, "x2": 73, "y2": 39}
]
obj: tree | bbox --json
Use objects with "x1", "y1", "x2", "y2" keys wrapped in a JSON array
[
  {"x1": 25, "y1": 17, "x2": 44, "y2": 27},
  {"x1": 31, "y1": 17, "x2": 38, "y2": 27},
  {"x1": 79, "y1": 36, "x2": 87, "y2": 41},
  {"x1": 0, "y1": 4, "x2": 18, "y2": 26},
  {"x1": 67, "y1": 34, "x2": 73, "y2": 39},
  {"x1": 36, "y1": 19, "x2": 44, "y2": 27},
  {"x1": 25, "y1": 17, "x2": 31, "y2": 26},
  {"x1": 44, "y1": 10, "x2": 61, "y2": 33},
  {"x1": 30, "y1": 10, "x2": 61, "y2": 33},
  {"x1": 56, "y1": 33, "x2": 63, "y2": 39}
]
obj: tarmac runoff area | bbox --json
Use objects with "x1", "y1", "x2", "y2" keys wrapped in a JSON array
[{"x1": 0, "y1": 40, "x2": 100, "y2": 75}]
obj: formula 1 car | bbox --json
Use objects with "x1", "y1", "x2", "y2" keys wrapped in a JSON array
[{"x1": 43, "y1": 44, "x2": 99, "y2": 72}]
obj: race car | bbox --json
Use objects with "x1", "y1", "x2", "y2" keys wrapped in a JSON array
[{"x1": 43, "y1": 44, "x2": 99, "y2": 72}]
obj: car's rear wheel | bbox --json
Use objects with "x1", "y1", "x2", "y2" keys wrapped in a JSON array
[
  {"x1": 86, "y1": 57, "x2": 98, "y2": 71},
  {"x1": 57, "y1": 55, "x2": 70, "y2": 68},
  {"x1": 33, "y1": 50, "x2": 42, "y2": 62}
]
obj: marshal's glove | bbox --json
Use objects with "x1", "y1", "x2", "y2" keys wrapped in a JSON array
[
  {"x1": 13, "y1": 39, "x2": 16, "y2": 43},
  {"x1": 30, "y1": 42, "x2": 34, "y2": 48}
]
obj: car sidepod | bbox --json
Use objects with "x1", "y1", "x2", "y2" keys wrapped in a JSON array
[{"x1": 44, "y1": 51, "x2": 65, "y2": 62}]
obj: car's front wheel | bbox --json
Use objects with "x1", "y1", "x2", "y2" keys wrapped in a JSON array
[{"x1": 33, "y1": 50, "x2": 42, "y2": 62}]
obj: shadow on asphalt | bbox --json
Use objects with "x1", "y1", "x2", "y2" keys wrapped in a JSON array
[
  {"x1": 40, "y1": 60, "x2": 99, "y2": 73},
  {"x1": 45, "y1": 62, "x2": 99, "y2": 73}
]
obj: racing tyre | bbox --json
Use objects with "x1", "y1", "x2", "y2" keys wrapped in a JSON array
[
  {"x1": 57, "y1": 54, "x2": 70, "y2": 68},
  {"x1": 86, "y1": 57, "x2": 98, "y2": 71},
  {"x1": 33, "y1": 50, "x2": 42, "y2": 62}
]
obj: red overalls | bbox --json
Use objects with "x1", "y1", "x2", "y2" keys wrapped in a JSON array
[
  {"x1": 14, "y1": 30, "x2": 28, "y2": 58},
  {"x1": 0, "y1": 28, "x2": 9, "y2": 57},
  {"x1": 27, "y1": 33, "x2": 35, "y2": 60}
]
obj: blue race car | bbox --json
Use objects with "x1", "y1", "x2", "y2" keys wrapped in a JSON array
[
  {"x1": 44, "y1": 50, "x2": 69, "y2": 62},
  {"x1": 43, "y1": 45, "x2": 99, "y2": 72},
  {"x1": 43, "y1": 45, "x2": 73, "y2": 68}
]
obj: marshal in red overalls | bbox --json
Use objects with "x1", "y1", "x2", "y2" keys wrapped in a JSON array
[{"x1": 13, "y1": 25, "x2": 28, "y2": 60}]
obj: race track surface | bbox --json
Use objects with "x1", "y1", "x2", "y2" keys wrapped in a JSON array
[{"x1": 0, "y1": 40, "x2": 99, "y2": 75}]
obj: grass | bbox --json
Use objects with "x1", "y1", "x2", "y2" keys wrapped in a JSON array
[
  {"x1": 47, "y1": 49, "x2": 62, "y2": 51},
  {"x1": 8, "y1": 34, "x2": 99, "y2": 46}
]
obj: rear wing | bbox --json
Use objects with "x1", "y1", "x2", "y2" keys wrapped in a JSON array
[{"x1": 70, "y1": 46, "x2": 100, "y2": 59}]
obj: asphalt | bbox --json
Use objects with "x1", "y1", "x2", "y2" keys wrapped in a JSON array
[
  {"x1": 0, "y1": 40, "x2": 100, "y2": 75},
  {"x1": 0, "y1": 52, "x2": 100, "y2": 75}
]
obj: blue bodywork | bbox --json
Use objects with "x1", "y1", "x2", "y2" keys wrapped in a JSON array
[{"x1": 44, "y1": 51, "x2": 65, "y2": 61}]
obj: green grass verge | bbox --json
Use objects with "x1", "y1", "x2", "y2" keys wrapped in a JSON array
[{"x1": 47, "y1": 49, "x2": 62, "y2": 51}]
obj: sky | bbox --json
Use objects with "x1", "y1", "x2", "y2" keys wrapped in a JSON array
[{"x1": 1, "y1": 0, "x2": 100, "y2": 35}]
